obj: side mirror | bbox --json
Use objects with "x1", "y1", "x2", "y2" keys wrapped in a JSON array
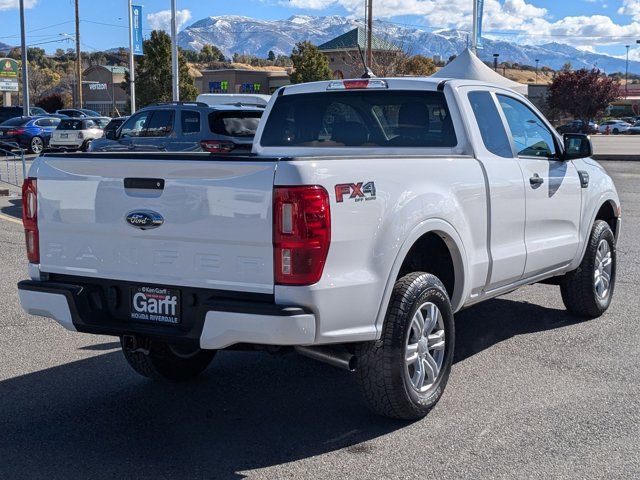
[
  {"x1": 563, "y1": 133, "x2": 592, "y2": 160},
  {"x1": 105, "y1": 129, "x2": 117, "y2": 140}
]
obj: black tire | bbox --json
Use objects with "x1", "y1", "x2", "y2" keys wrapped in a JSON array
[
  {"x1": 613, "y1": 128, "x2": 620, "y2": 135},
  {"x1": 81, "y1": 139, "x2": 93, "y2": 152},
  {"x1": 29, "y1": 136, "x2": 44, "y2": 154},
  {"x1": 355, "y1": 272, "x2": 455, "y2": 420},
  {"x1": 120, "y1": 337, "x2": 216, "y2": 382},
  {"x1": 560, "y1": 220, "x2": 616, "y2": 318}
]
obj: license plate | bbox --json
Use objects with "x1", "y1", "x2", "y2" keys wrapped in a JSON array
[
  {"x1": 60, "y1": 133, "x2": 68, "y2": 138},
  {"x1": 130, "y1": 285, "x2": 181, "y2": 324}
]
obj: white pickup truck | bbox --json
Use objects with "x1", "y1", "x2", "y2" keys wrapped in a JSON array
[{"x1": 18, "y1": 78, "x2": 620, "y2": 419}]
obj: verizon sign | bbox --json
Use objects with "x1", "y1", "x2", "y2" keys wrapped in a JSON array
[{"x1": 88, "y1": 83, "x2": 108, "y2": 91}]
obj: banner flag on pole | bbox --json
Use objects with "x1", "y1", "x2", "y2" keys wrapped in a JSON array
[
  {"x1": 132, "y1": 5, "x2": 144, "y2": 55},
  {"x1": 476, "y1": 0, "x2": 484, "y2": 49}
]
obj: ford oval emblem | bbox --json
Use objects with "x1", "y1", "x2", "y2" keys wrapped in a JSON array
[{"x1": 125, "y1": 210, "x2": 164, "y2": 230}]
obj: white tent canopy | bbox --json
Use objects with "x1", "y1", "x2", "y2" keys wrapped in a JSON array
[{"x1": 432, "y1": 48, "x2": 528, "y2": 96}]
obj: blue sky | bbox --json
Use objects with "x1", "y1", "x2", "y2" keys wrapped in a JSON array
[{"x1": 2, "y1": 0, "x2": 640, "y2": 60}]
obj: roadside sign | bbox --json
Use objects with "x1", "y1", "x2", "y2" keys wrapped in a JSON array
[
  {"x1": 132, "y1": 5, "x2": 144, "y2": 56},
  {"x1": 0, "y1": 58, "x2": 19, "y2": 92}
]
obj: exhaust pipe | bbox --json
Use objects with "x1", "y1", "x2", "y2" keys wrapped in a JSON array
[{"x1": 295, "y1": 346, "x2": 357, "y2": 372}]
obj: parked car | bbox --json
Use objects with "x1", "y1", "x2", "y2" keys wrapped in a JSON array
[
  {"x1": 55, "y1": 108, "x2": 102, "y2": 118},
  {"x1": 18, "y1": 78, "x2": 620, "y2": 420},
  {"x1": 102, "y1": 116, "x2": 128, "y2": 138},
  {"x1": 0, "y1": 116, "x2": 61, "y2": 153},
  {"x1": 89, "y1": 102, "x2": 263, "y2": 152},
  {"x1": 49, "y1": 117, "x2": 104, "y2": 151},
  {"x1": 0, "y1": 106, "x2": 48, "y2": 124},
  {"x1": 627, "y1": 121, "x2": 640, "y2": 134},
  {"x1": 598, "y1": 119, "x2": 632, "y2": 134},
  {"x1": 196, "y1": 93, "x2": 270, "y2": 107},
  {"x1": 556, "y1": 120, "x2": 598, "y2": 135}
]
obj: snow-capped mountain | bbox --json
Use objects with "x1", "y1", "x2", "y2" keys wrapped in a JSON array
[{"x1": 177, "y1": 15, "x2": 640, "y2": 74}]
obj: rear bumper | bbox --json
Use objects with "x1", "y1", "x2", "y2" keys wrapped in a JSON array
[{"x1": 18, "y1": 279, "x2": 315, "y2": 349}]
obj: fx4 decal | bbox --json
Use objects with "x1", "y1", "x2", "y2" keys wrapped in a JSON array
[{"x1": 335, "y1": 181, "x2": 376, "y2": 203}]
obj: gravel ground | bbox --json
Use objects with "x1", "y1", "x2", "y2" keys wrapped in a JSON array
[{"x1": 0, "y1": 161, "x2": 638, "y2": 480}]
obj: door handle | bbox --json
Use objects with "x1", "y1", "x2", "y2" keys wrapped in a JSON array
[{"x1": 529, "y1": 174, "x2": 544, "y2": 188}]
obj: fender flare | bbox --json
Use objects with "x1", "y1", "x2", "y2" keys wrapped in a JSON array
[
  {"x1": 573, "y1": 193, "x2": 620, "y2": 269},
  {"x1": 374, "y1": 218, "x2": 469, "y2": 336}
]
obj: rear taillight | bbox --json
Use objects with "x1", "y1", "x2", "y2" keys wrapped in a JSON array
[
  {"x1": 21, "y1": 178, "x2": 39, "y2": 263},
  {"x1": 200, "y1": 140, "x2": 235, "y2": 153},
  {"x1": 7, "y1": 128, "x2": 25, "y2": 136},
  {"x1": 273, "y1": 186, "x2": 331, "y2": 286}
]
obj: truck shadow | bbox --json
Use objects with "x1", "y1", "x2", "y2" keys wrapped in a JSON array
[
  {"x1": 0, "y1": 197, "x2": 21, "y2": 219},
  {"x1": 0, "y1": 297, "x2": 577, "y2": 479}
]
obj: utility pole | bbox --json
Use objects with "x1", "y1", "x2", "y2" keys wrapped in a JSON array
[
  {"x1": 74, "y1": 0, "x2": 82, "y2": 108},
  {"x1": 625, "y1": 45, "x2": 630, "y2": 99},
  {"x1": 170, "y1": 0, "x2": 179, "y2": 101},
  {"x1": 128, "y1": 0, "x2": 136, "y2": 113},
  {"x1": 472, "y1": 0, "x2": 478, "y2": 55},
  {"x1": 19, "y1": 0, "x2": 29, "y2": 115},
  {"x1": 535, "y1": 59, "x2": 539, "y2": 84},
  {"x1": 366, "y1": 0, "x2": 373, "y2": 68},
  {"x1": 493, "y1": 53, "x2": 499, "y2": 72}
]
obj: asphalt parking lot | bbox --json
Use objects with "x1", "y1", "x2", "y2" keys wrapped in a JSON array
[{"x1": 0, "y1": 161, "x2": 638, "y2": 479}]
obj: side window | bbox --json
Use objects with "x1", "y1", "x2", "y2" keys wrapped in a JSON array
[
  {"x1": 181, "y1": 110, "x2": 200, "y2": 134},
  {"x1": 34, "y1": 119, "x2": 47, "y2": 127},
  {"x1": 144, "y1": 110, "x2": 174, "y2": 137},
  {"x1": 84, "y1": 119, "x2": 97, "y2": 129},
  {"x1": 497, "y1": 95, "x2": 557, "y2": 158},
  {"x1": 468, "y1": 91, "x2": 513, "y2": 158},
  {"x1": 120, "y1": 111, "x2": 151, "y2": 138}
]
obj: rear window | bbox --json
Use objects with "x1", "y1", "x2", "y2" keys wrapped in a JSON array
[
  {"x1": 94, "y1": 118, "x2": 110, "y2": 128},
  {"x1": 209, "y1": 111, "x2": 262, "y2": 137},
  {"x1": 0, "y1": 117, "x2": 29, "y2": 127},
  {"x1": 58, "y1": 119, "x2": 83, "y2": 130},
  {"x1": 260, "y1": 90, "x2": 457, "y2": 148}
]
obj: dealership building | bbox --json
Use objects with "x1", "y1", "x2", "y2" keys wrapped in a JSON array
[
  {"x1": 81, "y1": 65, "x2": 128, "y2": 116},
  {"x1": 195, "y1": 69, "x2": 290, "y2": 95}
]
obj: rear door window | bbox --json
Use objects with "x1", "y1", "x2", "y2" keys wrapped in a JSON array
[
  {"x1": 144, "y1": 110, "x2": 174, "y2": 137},
  {"x1": 58, "y1": 119, "x2": 83, "y2": 130},
  {"x1": 260, "y1": 90, "x2": 456, "y2": 148},
  {"x1": 209, "y1": 111, "x2": 262, "y2": 137},
  {"x1": 181, "y1": 110, "x2": 201, "y2": 134},
  {"x1": 467, "y1": 91, "x2": 513, "y2": 158}
]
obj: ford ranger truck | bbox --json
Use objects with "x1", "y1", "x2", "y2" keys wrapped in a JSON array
[{"x1": 18, "y1": 78, "x2": 621, "y2": 420}]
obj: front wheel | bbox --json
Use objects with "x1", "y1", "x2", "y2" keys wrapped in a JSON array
[
  {"x1": 560, "y1": 220, "x2": 616, "y2": 318},
  {"x1": 121, "y1": 337, "x2": 216, "y2": 382},
  {"x1": 356, "y1": 272, "x2": 455, "y2": 420}
]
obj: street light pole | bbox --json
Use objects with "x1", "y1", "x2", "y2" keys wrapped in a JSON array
[
  {"x1": 535, "y1": 59, "x2": 539, "y2": 84},
  {"x1": 19, "y1": 0, "x2": 29, "y2": 116},
  {"x1": 493, "y1": 53, "x2": 499, "y2": 72},
  {"x1": 626, "y1": 45, "x2": 630, "y2": 99},
  {"x1": 128, "y1": 0, "x2": 136, "y2": 113},
  {"x1": 170, "y1": 0, "x2": 179, "y2": 101}
]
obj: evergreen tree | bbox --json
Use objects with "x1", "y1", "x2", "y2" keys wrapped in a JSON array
[
  {"x1": 290, "y1": 41, "x2": 332, "y2": 84},
  {"x1": 268, "y1": 50, "x2": 276, "y2": 62},
  {"x1": 124, "y1": 30, "x2": 198, "y2": 107}
]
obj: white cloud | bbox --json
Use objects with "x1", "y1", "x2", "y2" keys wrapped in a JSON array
[
  {"x1": 146, "y1": 9, "x2": 192, "y2": 32},
  {"x1": 619, "y1": 0, "x2": 640, "y2": 21},
  {"x1": 0, "y1": 0, "x2": 36, "y2": 10}
]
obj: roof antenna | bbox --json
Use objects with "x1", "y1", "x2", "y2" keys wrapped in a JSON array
[{"x1": 357, "y1": 43, "x2": 376, "y2": 78}]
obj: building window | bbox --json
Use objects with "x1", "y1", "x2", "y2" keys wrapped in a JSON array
[{"x1": 330, "y1": 57, "x2": 334, "y2": 62}]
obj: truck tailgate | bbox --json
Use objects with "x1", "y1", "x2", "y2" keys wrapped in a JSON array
[{"x1": 33, "y1": 155, "x2": 277, "y2": 294}]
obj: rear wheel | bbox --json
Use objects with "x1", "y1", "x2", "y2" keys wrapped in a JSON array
[
  {"x1": 613, "y1": 128, "x2": 620, "y2": 135},
  {"x1": 356, "y1": 272, "x2": 454, "y2": 420},
  {"x1": 560, "y1": 220, "x2": 616, "y2": 318},
  {"x1": 29, "y1": 136, "x2": 44, "y2": 154},
  {"x1": 121, "y1": 337, "x2": 216, "y2": 382},
  {"x1": 81, "y1": 139, "x2": 93, "y2": 152}
]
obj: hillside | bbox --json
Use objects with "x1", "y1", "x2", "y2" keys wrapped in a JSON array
[{"x1": 177, "y1": 15, "x2": 640, "y2": 74}]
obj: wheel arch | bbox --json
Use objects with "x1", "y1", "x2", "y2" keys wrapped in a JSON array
[{"x1": 375, "y1": 219, "x2": 468, "y2": 334}]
